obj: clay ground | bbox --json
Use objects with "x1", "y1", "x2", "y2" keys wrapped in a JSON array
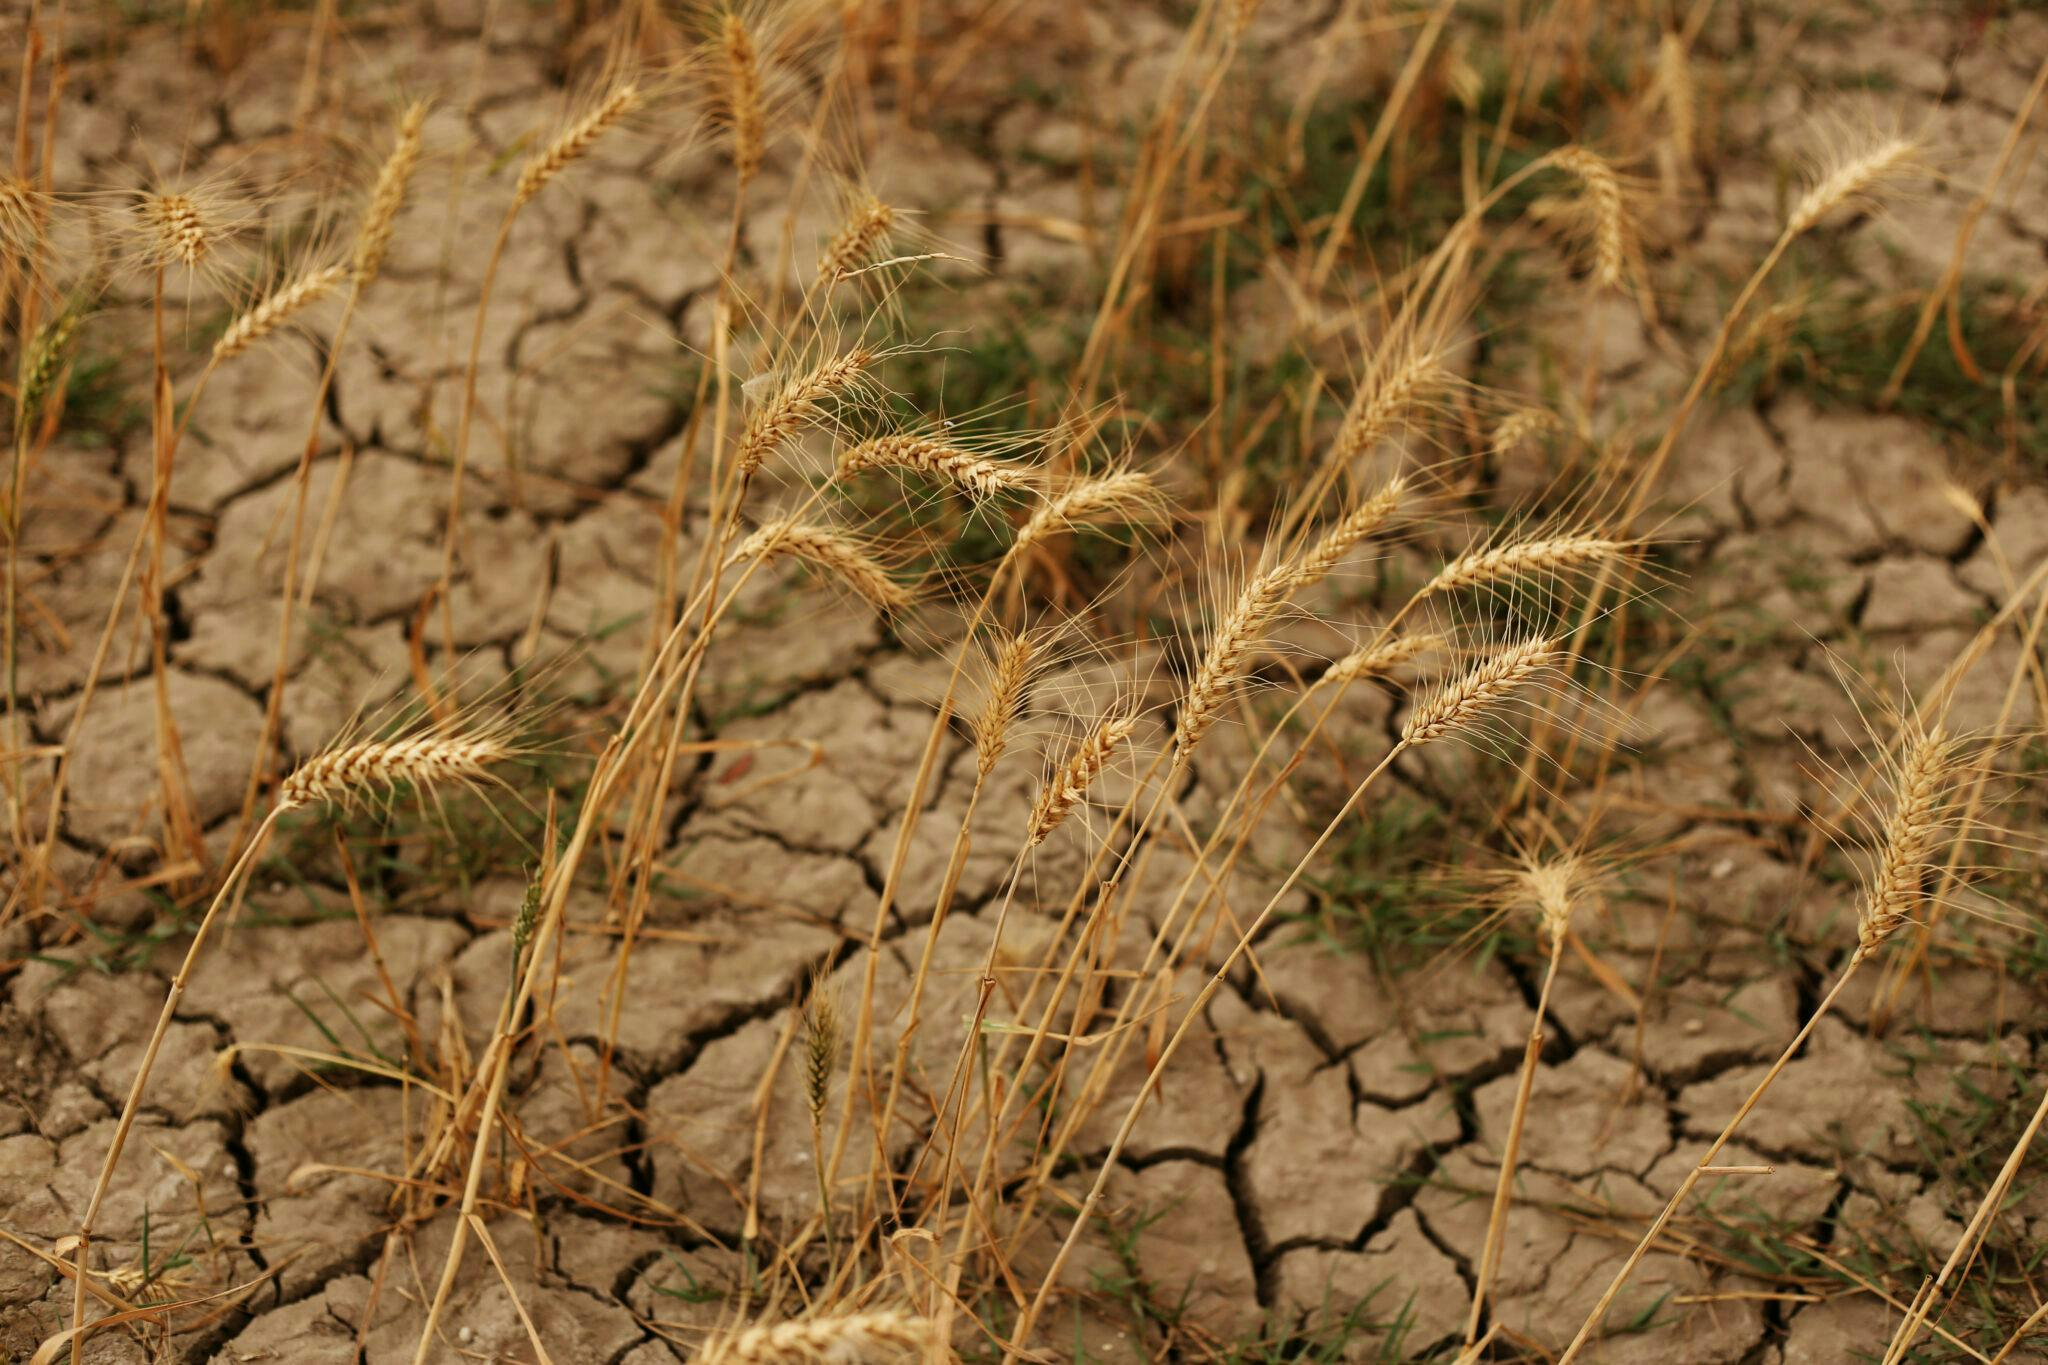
[{"x1": 5, "y1": 0, "x2": 2048, "y2": 1362}]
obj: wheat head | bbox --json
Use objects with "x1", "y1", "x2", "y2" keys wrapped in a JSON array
[
  {"x1": 1855, "y1": 723, "x2": 1960, "y2": 959},
  {"x1": 1325, "y1": 632, "x2": 1444, "y2": 685},
  {"x1": 736, "y1": 347, "x2": 875, "y2": 476},
  {"x1": 1788, "y1": 134, "x2": 1917, "y2": 237},
  {"x1": 1400, "y1": 638, "x2": 1561, "y2": 745},
  {"x1": 1028, "y1": 712, "x2": 1137, "y2": 847},
  {"x1": 819, "y1": 194, "x2": 895, "y2": 282},
  {"x1": 278, "y1": 734, "x2": 510, "y2": 814},
  {"x1": 731, "y1": 519, "x2": 912, "y2": 613},
  {"x1": 719, "y1": 14, "x2": 766, "y2": 186},
  {"x1": 353, "y1": 100, "x2": 429, "y2": 285},
  {"x1": 837, "y1": 433, "x2": 1031, "y2": 500},
  {"x1": 515, "y1": 83, "x2": 641, "y2": 208},
  {"x1": 1548, "y1": 146, "x2": 1634, "y2": 291},
  {"x1": 1013, "y1": 469, "x2": 1165, "y2": 556},
  {"x1": 972, "y1": 631, "x2": 1035, "y2": 778},
  {"x1": 1176, "y1": 565, "x2": 1294, "y2": 759},
  {"x1": 698, "y1": 1310, "x2": 934, "y2": 1364},
  {"x1": 1290, "y1": 474, "x2": 1406, "y2": 589},
  {"x1": 1428, "y1": 533, "x2": 1626, "y2": 595},
  {"x1": 213, "y1": 264, "x2": 348, "y2": 362},
  {"x1": 140, "y1": 192, "x2": 210, "y2": 270}
]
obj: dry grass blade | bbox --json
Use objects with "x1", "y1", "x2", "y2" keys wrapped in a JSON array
[
  {"x1": 353, "y1": 100, "x2": 429, "y2": 285},
  {"x1": 212, "y1": 264, "x2": 348, "y2": 361},
  {"x1": 1788, "y1": 134, "x2": 1918, "y2": 236},
  {"x1": 1012, "y1": 469, "x2": 1165, "y2": 555},
  {"x1": 1027, "y1": 712, "x2": 1137, "y2": 846},
  {"x1": 698, "y1": 1310, "x2": 934, "y2": 1363},
  {"x1": 514, "y1": 82, "x2": 641, "y2": 208},
  {"x1": 1428, "y1": 533, "x2": 1627, "y2": 595},
  {"x1": 730, "y1": 519, "x2": 913, "y2": 613},
  {"x1": 736, "y1": 347, "x2": 875, "y2": 476},
  {"x1": 277, "y1": 733, "x2": 511, "y2": 813},
  {"x1": 1856, "y1": 722, "x2": 1962, "y2": 959},
  {"x1": 1401, "y1": 638, "x2": 1561, "y2": 745},
  {"x1": 837, "y1": 433, "x2": 1031, "y2": 500}
]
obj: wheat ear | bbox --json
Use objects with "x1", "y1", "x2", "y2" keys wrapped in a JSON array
[
  {"x1": 1788, "y1": 135, "x2": 1917, "y2": 236},
  {"x1": 735, "y1": 347, "x2": 875, "y2": 476},
  {"x1": 1334, "y1": 347, "x2": 1445, "y2": 461},
  {"x1": 1291, "y1": 473, "x2": 1406, "y2": 588},
  {"x1": 837, "y1": 433, "x2": 1032, "y2": 500},
  {"x1": 277, "y1": 734, "x2": 511, "y2": 814},
  {"x1": 213, "y1": 264, "x2": 348, "y2": 362},
  {"x1": 353, "y1": 100, "x2": 429, "y2": 286},
  {"x1": 1856, "y1": 723, "x2": 1960, "y2": 959},
  {"x1": 1428, "y1": 533, "x2": 1627, "y2": 595},
  {"x1": 720, "y1": 13, "x2": 766, "y2": 186},
  {"x1": 972, "y1": 631, "x2": 1035, "y2": 777},
  {"x1": 819, "y1": 194, "x2": 894, "y2": 282},
  {"x1": 1401, "y1": 638, "x2": 1561, "y2": 745},
  {"x1": 1176, "y1": 566, "x2": 1294, "y2": 759},
  {"x1": 514, "y1": 83, "x2": 641, "y2": 208},
  {"x1": 730, "y1": 519, "x2": 912, "y2": 613},
  {"x1": 699, "y1": 1311, "x2": 934, "y2": 1364},
  {"x1": 1013, "y1": 470, "x2": 1165, "y2": 555},
  {"x1": 1548, "y1": 146, "x2": 1633, "y2": 290},
  {"x1": 1028, "y1": 712, "x2": 1137, "y2": 846},
  {"x1": 141, "y1": 192, "x2": 209, "y2": 269},
  {"x1": 1491, "y1": 406, "x2": 1562, "y2": 453},
  {"x1": 1326, "y1": 632, "x2": 1444, "y2": 684}
]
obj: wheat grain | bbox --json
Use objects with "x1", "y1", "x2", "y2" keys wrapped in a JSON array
[
  {"x1": 1427, "y1": 533, "x2": 1626, "y2": 595},
  {"x1": 1013, "y1": 470, "x2": 1165, "y2": 555},
  {"x1": 1548, "y1": 146, "x2": 1633, "y2": 291},
  {"x1": 720, "y1": 14, "x2": 766, "y2": 187},
  {"x1": 1176, "y1": 565, "x2": 1294, "y2": 759},
  {"x1": 1027, "y1": 712, "x2": 1137, "y2": 846},
  {"x1": 515, "y1": 83, "x2": 641, "y2": 208},
  {"x1": 1856, "y1": 724, "x2": 1959, "y2": 959},
  {"x1": 819, "y1": 194, "x2": 895, "y2": 282},
  {"x1": 1401, "y1": 638, "x2": 1561, "y2": 745},
  {"x1": 1325, "y1": 632, "x2": 1444, "y2": 684},
  {"x1": 837, "y1": 433, "x2": 1031, "y2": 500},
  {"x1": 972, "y1": 631, "x2": 1035, "y2": 777},
  {"x1": 278, "y1": 734, "x2": 511, "y2": 814},
  {"x1": 353, "y1": 100, "x2": 429, "y2": 285},
  {"x1": 1291, "y1": 474, "x2": 1405, "y2": 588},
  {"x1": 731, "y1": 519, "x2": 912, "y2": 613},
  {"x1": 698, "y1": 1310, "x2": 934, "y2": 1364},
  {"x1": 1788, "y1": 135, "x2": 1917, "y2": 236},
  {"x1": 736, "y1": 347, "x2": 875, "y2": 476},
  {"x1": 213, "y1": 264, "x2": 348, "y2": 362}
]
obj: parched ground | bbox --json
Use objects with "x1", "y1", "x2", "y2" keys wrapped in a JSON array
[{"x1": 5, "y1": 1, "x2": 2048, "y2": 1362}]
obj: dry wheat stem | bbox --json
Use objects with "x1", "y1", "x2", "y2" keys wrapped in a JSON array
[
  {"x1": 700, "y1": 1310, "x2": 933, "y2": 1363},
  {"x1": 1028, "y1": 712, "x2": 1137, "y2": 846},
  {"x1": 1401, "y1": 638, "x2": 1561, "y2": 745},
  {"x1": 1788, "y1": 135, "x2": 1917, "y2": 236},
  {"x1": 212, "y1": 264, "x2": 347, "y2": 361},
  {"x1": 735, "y1": 347, "x2": 875, "y2": 476},
  {"x1": 1659, "y1": 34, "x2": 1695, "y2": 163},
  {"x1": 730, "y1": 519, "x2": 911, "y2": 613},
  {"x1": 353, "y1": 100, "x2": 428, "y2": 284},
  {"x1": 515, "y1": 83, "x2": 641, "y2": 207},
  {"x1": 837, "y1": 433, "x2": 1030, "y2": 500}
]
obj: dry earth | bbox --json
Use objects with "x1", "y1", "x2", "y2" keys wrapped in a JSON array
[{"x1": 5, "y1": 1, "x2": 2048, "y2": 1363}]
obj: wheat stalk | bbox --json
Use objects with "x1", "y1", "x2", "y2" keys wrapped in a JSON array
[
  {"x1": 972, "y1": 631, "x2": 1035, "y2": 777},
  {"x1": 819, "y1": 194, "x2": 895, "y2": 282},
  {"x1": 1788, "y1": 134, "x2": 1917, "y2": 236},
  {"x1": 1290, "y1": 474, "x2": 1405, "y2": 588},
  {"x1": 213, "y1": 264, "x2": 348, "y2": 362},
  {"x1": 720, "y1": 13, "x2": 766, "y2": 187},
  {"x1": 353, "y1": 100, "x2": 429, "y2": 285},
  {"x1": 1659, "y1": 34, "x2": 1695, "y2": 163},
  {"x1": 1013, "y1": 470, "x2": 1164, "y2": 555},
  {"x1": 1548, "y1": 146, "x2": 1633, "y2": 290},
  {"x1": 514, "y1": 82, "x2": 641, "y2": 208},
  {"x1": 699, "y1": 1311, "x2": 934, "y2": 1364},
  {"x1": 730, "y1": 519, "x2": 912, "y2": 613},
  {"x1": 1176, "y1": 566, "x2": 1294, "y2": 759},
  {"x1": 277, "y1": 733, "x2": 511, "y2": 814},
  {"x1": 1400, "y1": 638, "x2": 1561, "y2": 745},
  {"x1": 1856, "y1": 723, "x2": 1960, "y2": 959},
  {"x1": 837, "y1": 433, "x2": 1031, "y2": 500},
  {"x1": 1325, "y1": 632, "x2": 1444, "y2": 684},
  {"x1": 1427, "y1": 533, "x2": 1626, "y2": 595},
  {"x1": 1027, "y1": 712, "x2": 1137, "y2": 846},
  {"x1": 736, "y1": 347, "x2": 875, "y2": 476}
]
